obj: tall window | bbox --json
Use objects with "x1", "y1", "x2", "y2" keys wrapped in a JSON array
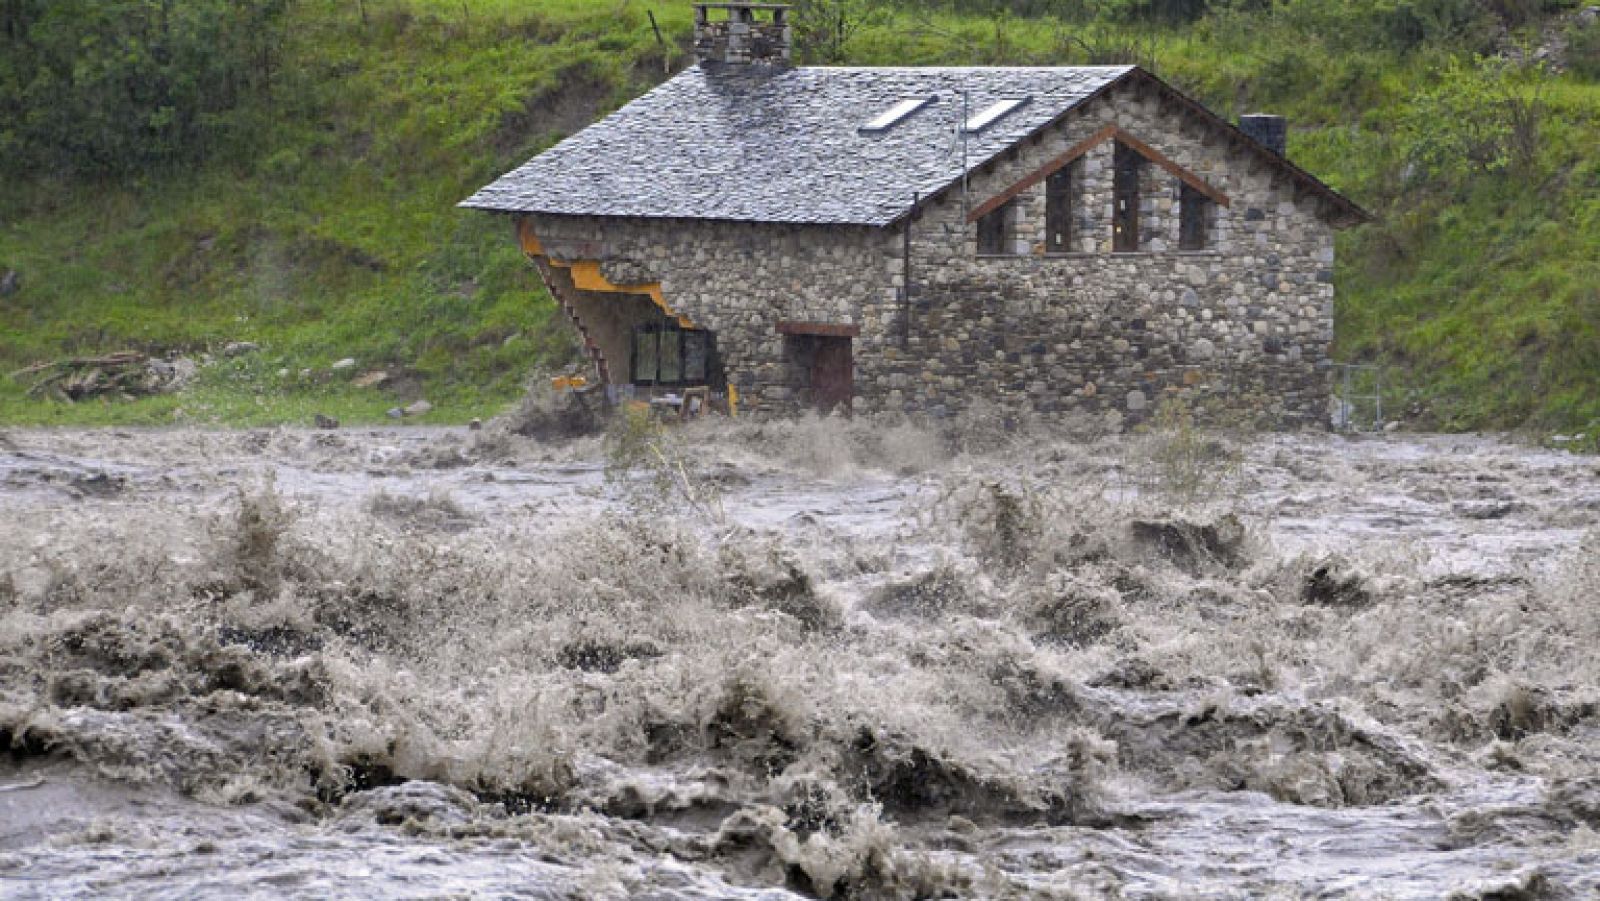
[
  {"x1": 1179, "y1": 184, "x2": 1211, "y2": 251},
  {"x1": 976, "y1": 200, "x2": 1014, "y2": 255},
  {"x1": 633, "y1": 325, "x2": 709, "y2": 385},
  {"x1": 1045, "y1": 163, "x2": 1074, "y2": 254},
  {"x1": 1113, "y1": 141, "x2": 1141, "y2": 253}
]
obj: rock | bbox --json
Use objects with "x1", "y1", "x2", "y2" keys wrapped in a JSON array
[
  {"x1": 277, "y1": 368, "x2": 290, "y2": 379},
  {"x1": 1130, "y1": 516, "x2": 1245, "y2": 571},
  {"x1": 71, "y1": 472, "x2": 128, "y2": 499},
  {"x1": 386, "y1": 407, "x2": 404, "y2": 419},
  {"x1": 223, "y1": 341, "x2": 259, "y2": 358},
  {"x1": 1302, "y1": 558, "x2": 1371, "y2": 608},
  {"x1": 0, "y1": 269, "x2": 19, "y2": 297},
  {"x1": 314, "y1": 414, "x2": 340, "y2": 429},
  {"x1": 403, "y1": 400, "x2": 433, "y2": 417},
  {"x1": 1453, "y1": 500, "x2": 1519, "y2": 520},
  {"x1": 167, "y1": 358, "x2": 198, "y2": 390},
  {"x1": 468, "y1": 418, "x2": 483, "y2": 431},
  {"x1": 330, "y1": 358, "x2": 356, "y2": 371},
  {"x1": 299, "y1": 368, "x2": 312, "y2": 379},
  {"x1": 1126, "y1": 390, "x2": 1147, "y2": 412},
  {"x1": 339, "y1": 782, "x2": 478, "y2": 827},
  {"x1": 353, "y1": 371, "x2": 388, "y2": 388},
  {"x1": 1384, "y1": 421, "x2": 1401, "y2": 432}
]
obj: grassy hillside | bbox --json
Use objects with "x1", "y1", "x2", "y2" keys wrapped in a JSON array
[{"x1": 1, "y1": 0, "x2": 1597, "y2": 436}]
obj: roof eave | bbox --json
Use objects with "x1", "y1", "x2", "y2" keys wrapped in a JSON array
[
  {"x1": 1127, "y1": 68, "x2": 1373, "y2": 227},
  {"x1": 457, "y1": 203, "x2": 894, "y2": 228},
  {"x1": 888, "y1": 66, "x2": 1372, "y2": 229}
]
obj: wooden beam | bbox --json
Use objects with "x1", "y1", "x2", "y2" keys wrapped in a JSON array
[
  {"x1": 967, "y1": 124, "x2": 1229, "y2": 224},
  {"x1": 967, "y1": 124, "x2": 1116, "y2": 223},
  {"x1": 776, "y1": 321, "x2": 860, "y2": 337},
  {"x1": 1111, "y1": 130, "x2": 1231, "y2": 208}
]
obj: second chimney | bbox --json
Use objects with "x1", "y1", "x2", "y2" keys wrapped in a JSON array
[
  {"x1": 694, "y1": 3, "x2": 791, "y2": 67},
  {"x1": 1238, "y1": 114, "x2": 1288, "y2": 157}
]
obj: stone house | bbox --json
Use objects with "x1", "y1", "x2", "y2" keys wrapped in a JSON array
[{"x1": 463, "y1": 2, "x2": 1368, "y2": 426}]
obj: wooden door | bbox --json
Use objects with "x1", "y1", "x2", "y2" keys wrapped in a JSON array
[{"x1": 810, "y1": 336, "x2": 853, "y2": 414}]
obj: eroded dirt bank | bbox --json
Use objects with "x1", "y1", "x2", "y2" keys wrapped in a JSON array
[{"x1": 1, "y1": 419, "x2": 1598, "y2": 899}]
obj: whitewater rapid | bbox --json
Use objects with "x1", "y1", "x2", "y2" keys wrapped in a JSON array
[{"x1": 1, "y1": 418, "x2": 1597, "y2": 898}]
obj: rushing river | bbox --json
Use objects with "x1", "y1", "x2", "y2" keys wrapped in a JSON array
[{"x1": 1, "y1": 416, "x2": 1597, "y2": 899}]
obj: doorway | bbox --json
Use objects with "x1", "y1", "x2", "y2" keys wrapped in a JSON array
[{"x1": 782, "y1": 331, "x2": 854, "y2": 414}]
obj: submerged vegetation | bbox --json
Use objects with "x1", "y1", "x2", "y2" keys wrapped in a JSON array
[{"x1": 1, "y1": 0, "x2": 1597, "y2": 432}]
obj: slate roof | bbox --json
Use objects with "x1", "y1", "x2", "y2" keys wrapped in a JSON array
[
  {"x1": 461, "y1": 65, "x2": 1133, "y2": 227},
  {"x1": 462, "y1": 64, "x2": 1370, "y2": 227}
]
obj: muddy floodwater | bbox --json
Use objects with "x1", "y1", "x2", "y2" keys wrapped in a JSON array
[{"x1": 1, "y1": 418, "x2": 1598, "y2": 899}]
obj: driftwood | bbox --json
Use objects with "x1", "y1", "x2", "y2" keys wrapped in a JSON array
[
  {"x1": 0, "y1": 777, "x2": 46, "y2": 793},
  {"x1": 8, "y1": 352, "x2": 155, "y2": 402}
]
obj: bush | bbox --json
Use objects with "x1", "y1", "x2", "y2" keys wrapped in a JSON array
[
  {"x1": 1398, "y1": 56, "x2": 1546, "y2": 183},
  {"x1": 0, "y1": 0, "x2": 290, "y2": 176},
  {"x1": 1569, "y1": 16, "x2": 1600, "y2": 81}
]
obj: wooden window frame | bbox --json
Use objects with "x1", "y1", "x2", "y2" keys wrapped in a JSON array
[
  {"x1": 968, "y1": 125, "x2": 1230, "y2": 226},
  {"x1": 1044, "y1": 161, "x2": 1075, "y2": 254},
  {"x1": 1113, "y1": 141, "x2": 1142, "y2": 253},
  {"x1": 976, "y1": 200, "x2": 1014, "y2": 256},
  {"x1": 632, "y1": 324, "x2": 711, "y2": 387},
  {"x1": 1179, "y1": 183, "x2": 1211, "y2": 251}
]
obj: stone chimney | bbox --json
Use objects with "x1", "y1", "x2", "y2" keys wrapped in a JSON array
[
  {"x1": 693, "y1": 3, "x2": 791, "y2": 67},
  {"x1": 1238, "y1": 114, "x2": 1288, "y2": 157}
]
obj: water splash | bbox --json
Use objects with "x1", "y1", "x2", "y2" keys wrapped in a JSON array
[{"x1": 1, "y1": 422, "x2": 1598, "y2": 898}]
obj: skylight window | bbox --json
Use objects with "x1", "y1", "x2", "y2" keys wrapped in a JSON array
[
  {"x1": 860, "y1": 96, "x2": 935, "y2": 133},
  {"x1": 964, "y1": 97, "x2": 1031, "y2": 134}
]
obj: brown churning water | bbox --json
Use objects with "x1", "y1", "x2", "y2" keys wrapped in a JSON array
[{"x1": 0, "y1": 418, "x2": 1598, "y2": 899}]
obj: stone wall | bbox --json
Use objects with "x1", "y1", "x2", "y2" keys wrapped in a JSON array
[
  {"x1": 523, "y1": 215, "x2": 895, "y2": 415},
  {"x1": 519, "y1": 77, "x2": 1341, "y2": 427},
  {"x1": 857, "y1": 79, "x2": 1337, "y2": 427}
]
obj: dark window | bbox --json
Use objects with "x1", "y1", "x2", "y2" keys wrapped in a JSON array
[
  {"x1": 976, "y1": 201, "x2": 1011, "y2": 255},
  {"x1": 658, "y1": 328, "x2": 682, "y2": 383},
  {"x1": 1179, "y1": 184, "x2": 1210, "y2": 251},
  {"x1": 634, "y1": 327, "x2": 659, "y2": 383},
  {"x1": 1113, "y1": 141, "x2": 1141, "y2": 253},
  {"x1": 683, "y1": 330, "x2": 708, "y2": 382},
  {"x1": 632, "y1": 325, "x2": 711, "y2": 386},
  {"x1": 1045, "y1": 163, "x2": 1074, "y2": 254}
]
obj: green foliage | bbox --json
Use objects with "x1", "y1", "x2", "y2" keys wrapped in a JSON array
[
  {"x1": 791, "y1": 0, "x2": 891, "y2": 62},
  {"x1": 1398, "y1": 56, "x2": 1546, "y2": 181},
  {"x1": 1569, "y1": 15, "x2": 1600, "y2": 80},
  {"x1": 604, "y1": 404, "x2": 725, "y2": 522},
  {"x1": 1131, "y1": 397, "x2": 1245, "y2": 507},
  {"x1": 0, "y1": 0, "x2": 291, "y2": 175}
]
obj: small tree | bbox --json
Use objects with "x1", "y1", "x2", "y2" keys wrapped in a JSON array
[
  {"x1": 0, "y1": 0, "x2": 290, "y2": 176},
  {"x1": 791, "y1": 0, "x2": 888, "y2": 63},
  {"x1": 1398, "y1": 56, "x2": 1544, "y2": 183}
]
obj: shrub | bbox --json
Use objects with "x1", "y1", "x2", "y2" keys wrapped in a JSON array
[
  {"x1": 0, "y1": 0, "x2": 290, "y2": 176},
  {"x1": 1398, "y1": 56, "x2": 1546, "y2": 183},
  {"x1": 1569, "y1": 16, "x2": 1600, "y2": 81}
]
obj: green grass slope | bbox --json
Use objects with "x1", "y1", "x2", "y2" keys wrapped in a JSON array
[
  {"x1": 1, "y1": 0, "x2": 1597, "y2": 435},
  {"x1": 0, "y1": 0, "x2": 690, "y2": 425}
]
